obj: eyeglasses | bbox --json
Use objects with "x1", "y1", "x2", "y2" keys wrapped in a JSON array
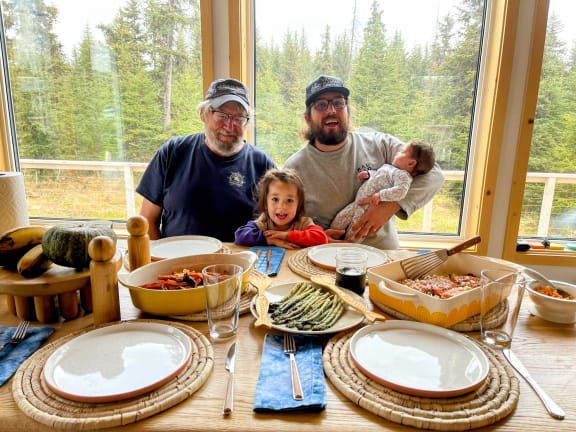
[
  {"x1": 211, "y1": 109, "x2": 249, "y2": 127},
  {"x1": 312, "y1": 97, "x2": 347, "y2": 112}
]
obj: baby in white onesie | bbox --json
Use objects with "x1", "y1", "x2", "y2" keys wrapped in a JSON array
[{"x1": 331, "y1": 140, "x2": 436, "y2": 242}]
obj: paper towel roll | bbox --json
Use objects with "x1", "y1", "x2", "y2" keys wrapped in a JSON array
[{"x1": 0, "y1": 171, "x2": 29, "y2": 234}]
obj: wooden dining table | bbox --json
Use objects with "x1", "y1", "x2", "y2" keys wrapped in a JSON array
[{"x1": 0, "y1": 244, "x2": 575, "y2": 432}]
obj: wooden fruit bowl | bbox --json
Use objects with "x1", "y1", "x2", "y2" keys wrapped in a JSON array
[{"x1": 0, "y1": 252, "x2": 122, "y2": 323}]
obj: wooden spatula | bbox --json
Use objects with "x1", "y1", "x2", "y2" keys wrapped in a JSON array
[
  {"x1": 310, "y1": 275, "x2": 387, "y2": 323},
  {"x1": 399, "y1": 235, "x2": 482, "y2": 280}
]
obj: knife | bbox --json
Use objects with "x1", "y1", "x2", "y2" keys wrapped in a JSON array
[
  {"x1": 223, "y1": 342, "x2": 237, "y2": 415},
  {"x1": 502, "y1": 348, "x2": 565, "y2": 420},
  {"x1": 265, "y1": 249, "x2": 275, "y2": 276}
]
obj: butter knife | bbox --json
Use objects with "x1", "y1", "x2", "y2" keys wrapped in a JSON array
[
  {"x1": 265, "y1": 249, "x2": 275, "y2": 276},
  {"x1": 223, "y1": 342, "x2": 237, "y2": 415},
  {"x1": 502, "y1": 348, "x2": 565, "y2": 420}
]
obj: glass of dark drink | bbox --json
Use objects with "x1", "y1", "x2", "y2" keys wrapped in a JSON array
[{"x1": 335, "y1": 247, "x2": 368, "y2": 295}]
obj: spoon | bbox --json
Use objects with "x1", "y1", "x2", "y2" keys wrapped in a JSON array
[{"x1": 523, "y1": 268, "x2": 572, "y2": 298}]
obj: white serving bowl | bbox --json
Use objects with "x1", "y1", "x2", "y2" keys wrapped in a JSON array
[
  {"x1": 118, "y1": 251, "x2": 257, "y2": 316},
  {"x1": 526, "y1": 280, "x2": 576, "y2": 324}
]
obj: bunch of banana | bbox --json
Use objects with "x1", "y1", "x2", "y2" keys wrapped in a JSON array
[
  {"x1": 16, "y1": 243, "x2": 53, "y2": 277},
  {"x1": 0, "y1": 226, "x2": 50, "y2": 276}
]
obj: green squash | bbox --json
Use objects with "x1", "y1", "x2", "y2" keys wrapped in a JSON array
[{"x1": 42, "y1": 223, "x2": 117, "y2": 269}]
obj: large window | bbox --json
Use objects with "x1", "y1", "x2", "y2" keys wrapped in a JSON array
[
  {"x1": 254, "y1": 0, "x2": 482, "y2": 237},
  {"x1": 252, "y1": 0, "x2": 576, "y2": 262},
  {"x1": 1, "y1": 0, "x2": 575, "y2": 267},
  {"x1": 0, "y1": 0, "x2": 204, "y2": 221}
]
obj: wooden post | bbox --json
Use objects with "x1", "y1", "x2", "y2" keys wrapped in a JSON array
[
  {"x1": 127, "y1": 215, "x2": 151, "y2": 271},
  {"x1": 89, "y1": 236, "x2": 120, "y2": 325}
]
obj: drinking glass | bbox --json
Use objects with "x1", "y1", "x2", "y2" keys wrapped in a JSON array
[
  {"x1": 480, "y1": 269, "x2": 525, "y2": 348},
  {"x1": 202, "y1": 264, "x2": 243, "y2": 340}
]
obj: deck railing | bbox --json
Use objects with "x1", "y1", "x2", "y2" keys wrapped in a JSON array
[{"x1": 19, "y1": 159, "x2": 576, "y2": 237}]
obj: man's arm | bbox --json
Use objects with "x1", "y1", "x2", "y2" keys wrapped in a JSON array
[{"x1": 140, "y1": 198, "x2": 162, "y2": 240}]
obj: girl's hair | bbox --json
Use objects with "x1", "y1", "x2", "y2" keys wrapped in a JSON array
[{"x1": 255, "y1": 168, "x2": 308, "y2": 228}]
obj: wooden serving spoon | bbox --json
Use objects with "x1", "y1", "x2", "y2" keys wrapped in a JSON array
[
  {"x1": 250, "y1": 270, "x2": 273, "y2": 328},
  {"x1": 310, "y1": 275, "x2": 387, "y2": 323}
]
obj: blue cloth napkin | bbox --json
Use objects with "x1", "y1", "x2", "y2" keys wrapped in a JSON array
[
  {"x1": 0, "y1": 325, "x2": 55, "y2": 386},
  {"x1": 251, "y1": 246, "x2": 285, "y2": 276},
  {"x1": 253, "y1": 333, "x2": 326, "y2": 413}
]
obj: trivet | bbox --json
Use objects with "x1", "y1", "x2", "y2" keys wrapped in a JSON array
[
  {"x1": 288, "y1": 248, "x2": 411, "y2": 280},
  {"x1": 12, "y1": 319, "x2": 213, "y2": 430},
  {"x1": 323, "y1": 329, "x2": 519, "y2": 431}
]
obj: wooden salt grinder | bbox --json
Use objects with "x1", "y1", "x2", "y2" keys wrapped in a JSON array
[
  {"x1": 89, "y1": 236, "x2": 121, "y2": 325},
  {"x1": 127, "y1": 215, "x2": 151, "y2": 271}
]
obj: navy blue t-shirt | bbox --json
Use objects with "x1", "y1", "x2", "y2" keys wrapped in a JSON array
[{"x1": 136, "y1": 133, "x2": 275, "y2": 242}]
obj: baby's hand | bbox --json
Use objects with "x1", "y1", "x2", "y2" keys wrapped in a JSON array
[
  {"x1": 368, "y1": 192, "x2": 381, "y2": 207},
  {"x1": 357, "y1": 171, "x2": 370, "y2": 181}
]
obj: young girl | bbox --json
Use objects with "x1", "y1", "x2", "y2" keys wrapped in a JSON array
[{"x1": 234, "y1": 168, "x2": 328, "y2": 249}]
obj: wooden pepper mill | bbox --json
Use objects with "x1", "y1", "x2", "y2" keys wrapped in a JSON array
[
  {"x1": 127, "y1": 215, "x2": 151, "y2": 271},
  {"x1": 89, "y1": 235, "x2": 121, "y2": 325}
]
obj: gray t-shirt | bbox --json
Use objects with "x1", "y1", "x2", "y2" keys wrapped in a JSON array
[{"x1": 284, "y1": 131, "x2": 444, "y2": 249}]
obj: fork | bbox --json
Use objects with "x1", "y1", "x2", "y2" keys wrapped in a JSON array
[
  {"x1": 0, "y1": 320, "x2": 30, "y2": 352},
  {"x1": 283, "y1": 334, "x2": 304, "y2": 400}
]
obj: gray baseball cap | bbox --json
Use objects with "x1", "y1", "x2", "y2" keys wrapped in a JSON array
[
  {"x1": 305, "y1": 75, "x2": 350, "y2": 107},
  {"x1": 205, "y1": 78, "x2": 250, "y2": 112}
]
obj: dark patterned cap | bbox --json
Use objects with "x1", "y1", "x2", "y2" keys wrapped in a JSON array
[
  {"x1": 305, "y1": 75, "x2": 350, "y2": 107},
  {"x1": 205, "y1": 78, "x2": 250, "y2": 111}
]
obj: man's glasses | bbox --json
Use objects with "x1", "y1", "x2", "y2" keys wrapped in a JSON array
[
  {"x1": 211, "y1": 109, "x2": 249, "y2": 127},
  {"x1": 312, "y1": 97, "x2": 347, "y2": 112}
]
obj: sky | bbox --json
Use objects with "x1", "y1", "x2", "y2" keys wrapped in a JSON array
[{"x1": 49, "y1": 0, "x2": 576, "y2": 57}]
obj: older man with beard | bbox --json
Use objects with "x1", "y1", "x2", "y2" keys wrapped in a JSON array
[
  {"x1": 284, "y1": 75, "x2": 444, "y2": 249},
  {"x1": 137, "y1": 78, "x2": 275, "y2": 241}
]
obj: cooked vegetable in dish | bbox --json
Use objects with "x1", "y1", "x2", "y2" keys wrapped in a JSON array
[
  {"x1": 399, "y1": 274, "x2": 481, "y2": 299},
  {"x1": 269, "y1": 282, "x2": 344, "y2": 331},
  {"x1": 535, "y1": 284, "x2": 575, "y2": 300},
  {"x1": 139, "y1": 269, "x2": 204, "y2": 290}
]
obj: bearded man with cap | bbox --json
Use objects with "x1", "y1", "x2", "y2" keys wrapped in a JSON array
[
  {"x1": 284, "y1": 75, "x2": 444, "y2": 249},
  {"x1": 137, "y1": 78, "x2": 275, "y2": 241}
]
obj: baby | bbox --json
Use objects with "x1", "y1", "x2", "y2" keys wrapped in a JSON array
[{"x1": 331, "y1": 140, "x2": 436, "y2": 242}]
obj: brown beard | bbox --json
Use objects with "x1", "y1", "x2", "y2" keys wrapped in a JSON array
[{"x1": 308, "y1": 119, "x2": 348, "y2": 145}]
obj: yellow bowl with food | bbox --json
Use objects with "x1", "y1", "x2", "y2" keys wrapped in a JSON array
[
  {"x1": 118, "y1": 251, "x2": 257, "y2": 316},
  {"x1": 526, "y1": 280, "x2": 576, "y2": 324}
]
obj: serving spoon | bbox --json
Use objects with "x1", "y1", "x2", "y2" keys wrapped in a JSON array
[{"x1": 522, "y1": 267, "x2": 572, "y2": 298}]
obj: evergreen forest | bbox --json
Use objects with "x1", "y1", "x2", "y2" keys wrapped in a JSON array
[{"x1": 1, "y1": 0, "x2": 575, "y2": 236}]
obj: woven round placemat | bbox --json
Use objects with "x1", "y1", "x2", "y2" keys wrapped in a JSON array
[
  {"x1": 287, "y1": 248, "x2": 410, "y2": 280},
  {"x1": 12, "y1": 319, "x2": 214, "y2": 431},
  {"x1": 167, "y1": 283, "x2": 257, "y2": 321},
  {"x1": 372, "y1": 299, "x2": 509, "y2": 332},
  {"x1": 323, "y1": 330, "x2": 519, "y2": 431},
  {"x1": 287, "y1": 248, "x2": 336, "y2": 279}
]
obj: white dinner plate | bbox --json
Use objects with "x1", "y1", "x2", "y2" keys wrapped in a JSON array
[
  {"x1": 43, "y1": 322, "x2": 193, "y2": 403},
  {"x1": 250, "y1": 282, "x2": 364, "y2": 335},
  {"x1": 349, "y1": 321, "x2": 489, "y2": 397},
  {"x1": 150, "y1": 235, "x2": 222, "y2": 260},
  {"x1": 307, "y1": 243, "x2": 389, "y2": 270}
]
